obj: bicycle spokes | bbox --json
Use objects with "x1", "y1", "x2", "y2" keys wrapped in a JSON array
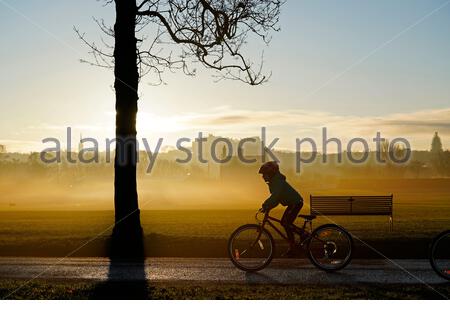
[
  {"x1": 229, "y1": 225, "x2": 274, "y2": 271},
  {"x1": 430, "y1": 231, "x2": 450, "y2": 280},
  {"x1": 235, "y1": 239, "x2": 264, "y2": 260},
  {"x1": 308, "y1": 226, "x2": 352, "y2": 270}
]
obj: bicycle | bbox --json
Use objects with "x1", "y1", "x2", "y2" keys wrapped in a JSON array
[
  {"x1": 429, "y1": 230, "x2": 450, "y2": 281},
  {"x1": 228, "y1": 209, "x2": 353, "y2": 272}
]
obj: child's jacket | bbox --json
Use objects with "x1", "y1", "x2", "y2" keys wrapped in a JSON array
[{"x1": 262, "y1": 172, "x2": 303, "y2": 211}]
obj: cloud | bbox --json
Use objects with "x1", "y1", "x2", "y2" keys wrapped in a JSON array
[
  {"x1": 180, "y1": 106, "x2": 450, "y2": 133},
  {"x1": 27, "y1": 124, "x2": 105, "y2": 132},
  {"x1": 172, "y1": 106, "x2": 450, "y2": 149},
  {"x1": 8, "y1": 106, "x2": 449, "y2": 152},
  {"x1": 194, "y1": 115, "x2": 251, "y2": 125}
]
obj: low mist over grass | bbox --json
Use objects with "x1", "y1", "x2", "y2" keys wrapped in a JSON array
[{"x1": 1, "y1": 146, "x2": 450, "y2": 258}]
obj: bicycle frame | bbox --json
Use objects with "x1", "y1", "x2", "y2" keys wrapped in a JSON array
[
  {"x1": 257, "y1": 211, "x2": 313, "y2": 245},
  {"x1": 230, "y1": 210, "x2": 354, "y2": 272}
]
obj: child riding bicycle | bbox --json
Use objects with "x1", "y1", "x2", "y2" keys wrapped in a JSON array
[{"x1": 259, "y1": 161, "x2": 304, "y2": 257}]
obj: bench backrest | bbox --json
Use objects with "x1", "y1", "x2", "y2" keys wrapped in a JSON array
[{"x1": 310, "y1": 195, "x2": 393, "y2": 216}]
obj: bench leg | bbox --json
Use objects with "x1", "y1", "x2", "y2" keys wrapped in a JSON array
[{"x1": 389, "y1": 215, "x2": 393, "y2": 231}]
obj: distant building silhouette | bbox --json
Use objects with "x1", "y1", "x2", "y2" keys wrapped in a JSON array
[
  {"x1": 78, "y1": 134, "x2": 84, "y2": 153},
  {"x1": 0, "y1": 144, "x2": 5, "y2": 153}
]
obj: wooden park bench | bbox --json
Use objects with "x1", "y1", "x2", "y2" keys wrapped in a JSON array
[{"x1": 307, "y1": 195, "x2": 394, "y2": 231}]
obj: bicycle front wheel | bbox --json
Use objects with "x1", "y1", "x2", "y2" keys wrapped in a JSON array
[
  {"x1": 307, "y1": 224, "x2": 353, "y2": 272},
  {"x1": 228, "y1": 224, "x2": 274, "y2": 272},
  {"x1": 429, "y1": 230, "x2": 450, "y2": 281}
]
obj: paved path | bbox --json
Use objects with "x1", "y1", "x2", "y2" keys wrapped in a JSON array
[{"x1": 0, "y1": 257, "x2": 447, "y2": 285}]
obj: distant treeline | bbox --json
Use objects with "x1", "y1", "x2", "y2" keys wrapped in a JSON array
[{"x1": 1, "y1": 148, "x2": 449, "y2": 188}]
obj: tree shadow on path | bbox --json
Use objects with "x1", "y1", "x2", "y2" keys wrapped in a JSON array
[{"x1": 91, "y1": 228, "x2": 148, "y2": 299}]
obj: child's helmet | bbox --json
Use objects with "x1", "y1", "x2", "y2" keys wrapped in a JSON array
[{"x1": 258, "y1": 161, "x2": 279, "y2": 175}]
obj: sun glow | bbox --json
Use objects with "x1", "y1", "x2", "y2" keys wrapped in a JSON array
[{"x1": 137, "y1": 112, "x2": 185, "y2": 134}]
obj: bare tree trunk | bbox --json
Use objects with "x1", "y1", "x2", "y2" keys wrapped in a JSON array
[{"x1": 112, "y1": 0, "x2": 142, "y2": 256}]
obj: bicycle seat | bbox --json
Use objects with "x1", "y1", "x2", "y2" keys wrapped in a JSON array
[{"x1": 298, "y1": 214, "x2": 317, "y2": 220}]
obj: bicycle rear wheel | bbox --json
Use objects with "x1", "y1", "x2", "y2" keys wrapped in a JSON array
[
  {"x1": 429, "y1": 230, "x2": 450, "y2": 281},
  {"x1": 307, "y1": 224, "x2": 353, "y2": 272},
  {"x1": 228, "y1": 224, "x2": 274, "y2": 272}
]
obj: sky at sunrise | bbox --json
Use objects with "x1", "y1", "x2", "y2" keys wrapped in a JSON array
[{"x1": 1, "y1": 0, "x2": 450, "y2": 152}]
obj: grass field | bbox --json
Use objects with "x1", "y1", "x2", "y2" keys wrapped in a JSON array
[
  {"x1": 0, "y1": 199, "x2": 449, "y2": 258},
  {"x1": 0, "y1": 178, "x2": 449, "y2": 258},
  {"x1": 1, "y1": 279, "x2": 449, "y2": 299}
]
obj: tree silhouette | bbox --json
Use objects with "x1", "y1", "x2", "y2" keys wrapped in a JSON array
[
  {"x1": 77, "y1": 0, "x2": 283, "y2": 255},
  {"x1": 431, "y1": 132, "x2": 443, "y2": 154},
  {"x1": 430, "y1": 132, "x2": 445, "y2": 176}
]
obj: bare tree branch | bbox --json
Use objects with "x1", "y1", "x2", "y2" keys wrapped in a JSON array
[{"x1": 78, "y1": 0, "x2": 283, "y2": 85}]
